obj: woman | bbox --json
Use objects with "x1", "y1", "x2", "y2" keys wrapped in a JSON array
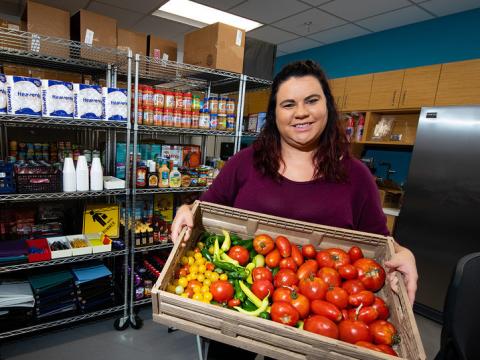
[{"x1": 172, "y1": 60, "x2": 417, "y2": 358}]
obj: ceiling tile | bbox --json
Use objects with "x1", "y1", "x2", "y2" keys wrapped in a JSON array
[
  {"x1": 247, "y1": 26, "x2": 299, "y2": 44},
  {"x1": 277, "y1": 37, "x2": 322, "y2": 54},
  {"x1": 228, "y1": 0, "x2": 310, "y2": 24},
  {"x1": 34, "y1": 0, "x2": 90, "y2": 14},
  {"x1": 419, "y1": 0, "x2": 480, "y2": 17},
  {"x1": 320, "y1": 0, "x2": 411, "y2": 21},
  {"x1": 300, "y1": 0, "x2": 333, "y2": 6},
  {"x1": 191, "y1": 0, "x2": 246, "y2": 11},
  {"x1": 87, "y1": 1, "x2": 144, "y2": 28},
  {"x1": 357, "y1": 5, "x2": 434, "y2": 32},
  {"x1": 308, "y1": 23, "x2": 370, "y2": 44},
  {"x1": 132, "y1": 15, "x2": 196, "y2": 41},
  {"x1": 95, "y1": 0, "x2": 166, "y2": 15},
  {"x1": 276, "y1": 49, "x2": 288, "y2": 57},
  {"x1": 272, "y1": 8, "x2": 346, "y2": 36}
]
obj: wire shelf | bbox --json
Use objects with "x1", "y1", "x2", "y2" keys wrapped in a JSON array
[
  {"x1": 0, "y1": 305, "x2": 126, "y2": 339},
  {"x1": 242, "y1": 131, "x2": 259, "y2": 138},
  {"x1": 0, "y1": 28, "x2": 129, "y2": 74},
  {"x1": 134, "y1": 298, "x2": 152, "y2": 306},
  {"x1": 0, "y1": 114, "x2": 128, "y2": 130},
  {"x1": 136, "y1": 125, "x2": 234, "y2": 136},
  {"x1": 0, "y1": 250, "x2": 128, "y2": 274},
  {"x1": 0, "y1": 189, "x2": 127, "y2": 202},
  {"x1": 134, "y1": 243, "x2": 173, "y2": 253},
  {"x1": 135, "y1": 187, "x2": 208, "y2": 195}
]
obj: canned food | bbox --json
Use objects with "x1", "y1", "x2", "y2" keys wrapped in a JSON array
[
  {"x1": 143, "y1": 86, "x2": 153, "y2": 107},
  {"x1": 227, "y1": 114, "x2": 236, "y2": 131},
  {"x1": 182, "y1": 111, "x2": 191, "y2": 128},
  {"x1": 163, "y1": 109, "x2": 174, "y2": 127},
  {"x1": 143, "y1": 106, "x2": 153, "y2": 125},
  {"x1": 208, "y1": 97, "x2": 218, "y2": 114},
  {"x1": 218, "y1": 97, "x2": 227, "y2": 115},
  {"x1": 164, "y1": 92, "x2": 175, "y2": 110},
  {"x1": 209, "y1": 113, "x2": 218, "y2": 129},
  {"x1": 191, "y1": 111, "x2": 200, "y2": 129},
  {"x1": 153, "y1": 89, "x2": 164, "y2": 109},
  {"x1": 174, "y1": 92, "x2": 183, "y2": 110},
  {"x1": 173, "y1": 110, "x2": 182, "y2": 127},
  {"x1": 199, "y1": 109, "x2": 210, "y2": 129},
  {"x1": 192, "y1": 95, "x2": 201, "y2": 110},
  {"x1": 154, "y1": 108, "x2": 163, "y2": 126},
  {"x1": 227, "y1": 98, "x2": 235, "y2": 114},
  {"x1": 183, "y1": 92, "x2": 192, "y2": 111},
  {"x1": 217, "y1": 114, "x2": 226, "y2": 130}
]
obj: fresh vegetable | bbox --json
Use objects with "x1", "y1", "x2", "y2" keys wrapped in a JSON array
[
  {"x1": 310, "y1": 300, "x2": 343, "y2": 322},
  {"x1": 348, "y1": 290, "x2": 375, "y2": 307},
  {"x1": 279, "y1": 257, "x2": 297, "y2": 271},
  {"x1": 317, "y1": 267, "x2": 342, "y2": 288},
  {"x1": 297, "y1": 260, "x2": 318, "y2": 281},
  {"x1": 233, "y1": 280, "x2": 246, "y2": 302},
  {"x1": 372, "y1": 296, "x2": 390, "y2": 320},
  {"x1": 325, "y1": 248, "x2": 351, "y2": 269},
  {"x1": 289, "y1": 291, "x2": 310, "y2": 319},
  {"x1": 234, "y1": 294, "x2": 269, "y2": 317},
  {"x1": 342, "y1": 279, "x2": 366, "y2": 295},
  {"x1": 271, "y1": 302, "x2": 299, "y2": 326},
  {"x1": 338, "y1": 320, "x2": 372, "y2": 344},
  {"x1": 326, "y1": 287, "x2": 349, "y2": 310},
  {"x1": 348, "y1": 246, "x2": 364, "y2": 263},
  {"x1": 245, "y1": 263, "x2": 256, "y2": 284},
  {"x1": 228, "y1": 245, "x2": 250, "y2": 266},
  {"x1": 253, "y1": 234, "x2": 275, "y2": 255},
  {"x1": 369, "y1": 320, "x2": 400, "y2": 346},
  {"x1": 275, "y1": 236, "x2": 292, "y2": 258},
  {"x1": 298, "y1": 276, "x2": 327, "y2": 301},
  {"x1": 238, "y1": 280, "x2": 263, "y2": 308},
  {"x1": 274, "y1": 269, "x2": 299, "y2": 288},
  {"x1": 220, "y1": 230, "x2": 231, "y2": 252},
  {"x1": 265, "y1": 249, "x2": 281, "y2": 268},
  {"x1": 290, "y1": 244, "x2": 304, "y2": 266},
  {"x1": 338, "y1": 264, "x2": 358, "y2": 280},
  {"x1": 302, "y1": 244, "x2": 317, "y2": 259},
  {"x1": 210, "y1": 280, "x2": 234, "y2": 303},
  {"x1": 251, "y1": 280, "x2": 274, "y2": 300},
  {"x1": 353, "y1": 258, "x2": 386, "y2": 292},
  {"x1": 252, "y1": 267, "x2": 273, "y2": 282},
  {"x1": 304, "y1": 315, "x2": 339, "y2": 339},
  {"x1": 253, "y1": 254, "x2": 265, "y2": 267}
]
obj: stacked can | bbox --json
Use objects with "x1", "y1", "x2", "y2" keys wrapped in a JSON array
[
  {"x1": 132, "y1": 84, "x2": 143, "y2": 125},
  {"x1": 142, "y1": 86, "x2": 154, "y2": 126},
  {"x1": 153, "y1": 88, "x2": 164, "y2": 126},
  {"x1": 164, "y1": 91, "x2": 175, "y2": 127}
]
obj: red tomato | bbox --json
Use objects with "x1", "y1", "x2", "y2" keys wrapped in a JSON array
[
  {"x1": 302, "y1": 244, "x2": 317, "y2": 259},
  {"x1": 227, "y1": 298, "x2": 241, "y2": 308},
  {"x1": 253, "y1": 234, "x2": 275, "y2": 255},
  {"x1": 271, "y1": 302, "x2": 299, "y2": 327},
  {"x1": 370, "y1": 320, "x2": 400, "y2": 346},
  {"x1": 265, "y1": 249, "x2": 281, "y2": 268},
  {"x1": 325, "y1": 287, "x2": 349, "y2": 309},
  {"x1": 316, "y1": 250, "x2": 335, "y2": 268},
  {"x1": 348, "y1": 246, "x2": 364, "y2": 263},
  {"x1": 275, "y1": 236, "x2": 292, "y2": 258},
  {"x1": 326, "y1": 248, "x2": 351, "y2": 269},
  {"x1": 291, "y1": 245, "x2": 304, "y2": 266},
  {"x1": 274, "y1": 269, "x2": 299, "y2": 288},
  {"x1": 339, "y1": 320, "x2": 372, "y2": 344},
  {"x1": 290, "y1": 291, "x2": 310, "y2": 319},
  {"x1": 296, "y1": 260, "x2": 318, "y2": 281},
  {"x1": 273, "y1": 287, "x2": 292, "y2": 303},
  {"x1": 279, "y1": 257, "x2": 298, "y2": 271},
  {"x1": 377, "y1": 344, "x2": 398, "y2": 356},
  {"x1": 310, "y1": 300, "x2": 342, "y2": 322},
  {"x1": 209, "y1": 280, "x2": 234, "y2": 303},
  {"x1": 338, "y1": 264, "x2": 358, "y2": 280},
  {"x1": 347, "y1": 306, "x2": 379, "y2": 324},
  {"x1": 355, "y1": 341, "x2": 382, "y2": 352},
  {"x1": 252, "y1": 267, "x2": 273, "y2": 282},
  {"x1": 341, "y1": 309, "x2": 349, "y2": 321},
  {"x1": 372, "y1": 296, "x2": 390, "y2": 320},
  {"x1": 299, "y1": 276, "x2": 328, "y2": 301},
  {"x1": 342, "y1": 279, "x2": 366, "y2": 295},
  {"x1": 227, "y1": 245, "x2": 250, "y2": 266},
  {"x1": 186, "y1": 280, "x2": 202, "y2": 292},
  {"x1": 353, "y1": 258, "x2": 386, "y2": 292},
  {"x1": 317, "y1": 267, "x2": 342, "y2": 288},
  {"x1": 349, "y1": 290, "x2": 375, "y2": 307},
  {"x1": 304, "y1": 315, "x2": 339, "y2": 339},
  {"x1": 251, "y1": 280, "x2": 274, "y2": 300}
]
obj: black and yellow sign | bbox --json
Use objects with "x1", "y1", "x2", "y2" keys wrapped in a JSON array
[{"x1": 83, "y1": 204, "x2": 120, "y2": 238}]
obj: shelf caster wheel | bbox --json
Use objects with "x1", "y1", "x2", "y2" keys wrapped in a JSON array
[
  {"x1": 114, "y1": 317, "x2": 129, "y2": 331},
  {"x1": 130, "y1": 314, "x2": 143, "y2": 330}
]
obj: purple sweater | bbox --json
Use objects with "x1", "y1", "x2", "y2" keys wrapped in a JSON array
[{"x1": 201, "y1": 147, "x2": 389, "y2": 236}]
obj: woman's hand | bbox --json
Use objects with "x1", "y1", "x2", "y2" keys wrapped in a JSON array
[
  {"x1": 170, "y1": 204, "x2": 194, "y2": 246},
  {"x1": 384, "y1": 245, "x2": 418, "y2": 305}
]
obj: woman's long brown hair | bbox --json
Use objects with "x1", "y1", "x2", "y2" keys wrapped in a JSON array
[{"x1": 253, "y1": 60, "x2": 350, "y2": 183}]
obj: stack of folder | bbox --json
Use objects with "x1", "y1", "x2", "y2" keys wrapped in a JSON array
[
  {"x1": 71, "y1": 262, "x2": 115, "y2": 313},
  {"x1": 0, "y1": 280, "x2": 35, "y2": 331},
  {"x1": 0, "y1": 240, "x2": 27, "y2": 265},
  {"x1": 28, "y1": 270, "x2": 76, "y2": 319}
]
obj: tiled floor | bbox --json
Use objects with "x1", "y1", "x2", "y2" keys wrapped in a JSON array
[{"x1": 1, "y1": 308, "x2": 442, "y2": 360}]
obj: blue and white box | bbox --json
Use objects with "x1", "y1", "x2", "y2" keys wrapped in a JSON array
[
  {"x1": 41, "y1": 80, "x2": 74, "y2": 118},
  {"x1": 73, "y1": 83, "x2": 104, "y2": 120},
  {"x1": 256, "y1": 112, "x2": 267, "y2": 132},
  {"x1": 0, "y1": 74, "x2": 6, "y2": 114},
  {"x1": 102, "y1": 87, "x2": 128, "y2": 121},
  {"x1": 6, "y1": 75, "x2": 42, "y2": 116}
]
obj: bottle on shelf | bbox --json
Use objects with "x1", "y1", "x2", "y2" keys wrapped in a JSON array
[
  {"x1": 148, "y1": 161, "x2": 159, "y2": 188},
  {"x1": 76, "y1": 155, "x2": 89, "y2": 191},
  {"x1": 355, "y1": 114, "x2": 365, "y2": 142},
  {"x1": 62, "y1": 156, "x2": 76, "y2": 192},
  {"x1": 90, "y1": 153, "x2": 103, "y2": 191},
  {"x1": 169, "y1": 162, "x2": 181, "y2": 188},
  {"x1": 158, "y1": 160, "x2": 170, "y2": 188}
]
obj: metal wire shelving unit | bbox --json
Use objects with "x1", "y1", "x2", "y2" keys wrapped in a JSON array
[{"x1": 0, "y1": 27, "x2": 133, "y2": 337}]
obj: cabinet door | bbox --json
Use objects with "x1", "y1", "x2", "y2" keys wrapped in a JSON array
[
  {"x1": 368, "y1": 70, "x2": 404, "y2": 110},
  {"x1": 399, "y1": 64, "x2": 441, "y2": 108},
  {"x1": 329, "y1": 77, "x2": 346, "y2": 111},
  {"x1": 343, "y1": 74, "x2": 373, "y2": 111},
  {"x1": 435, "y1": 59, "x2": 480, "y2": 106}
]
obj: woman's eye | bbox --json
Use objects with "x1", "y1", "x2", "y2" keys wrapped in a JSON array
[
  {"x1": 283, "y1": 103, "x2": 294, "y2": 108},
  {"x1": 306, "y1": 98, "x2": 319, "y2": 104}
]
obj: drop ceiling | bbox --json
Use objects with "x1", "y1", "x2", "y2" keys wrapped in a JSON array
[{"x1": 1, "y1": 0, "x2": 479, "y2": 57}]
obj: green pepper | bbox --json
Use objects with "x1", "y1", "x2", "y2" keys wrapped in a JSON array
[
  {"x1": 241, "y1": 299, "x2": 258, "y2": 311},
  {"x1": 271, "y1": 267, "x2": 280, "y2": 277},
  {"x1": 253, "y1": 254, "x2": 265, "y2": 267},
  {"x1": 249, "y1": 248, "x2": 258, "y2": 261},
  {"x1": 259, "y1": 311, "x2": 270, "y2": 320},
  {"x1": 226, "y1": 270, "x2": 248, "y2": 280},
  {"x1": 214, "y1": 267, "x2": 224, "y2": 274},
  {"x1": 296, "y1": 321, "x2": 304, "y2": 330},
  {"x1": 220, "y1": 252, "x2": 239, "y2": 266},
  {"x1": 234, "y1": 280, "x2": 246, "y2": 302},
  {"x1": 201, "y1": 248, "x2": 213, "y2": 262},
  {"x1": 239, "y1": 280, "x2": 263, "y2": 308},
  {"x1": 231, "y1": 238, "x2": 254, "y2": 251},
  {"x1": 213, "y1": 260, "x2": 238, "y2": 273},
  {"x1": 245, "y1": 263, "x2": 255, "y2": 284},
  {"x1": 234, "y1": 295, "x2": 269, "y2": 317},
  {"x1": 220, "y1": 230, "x2": 231, "y2": 252}
]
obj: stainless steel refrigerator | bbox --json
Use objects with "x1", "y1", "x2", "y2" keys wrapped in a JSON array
[{"x1": 395, "y1": 106, "x2": 480, "y2": 322}]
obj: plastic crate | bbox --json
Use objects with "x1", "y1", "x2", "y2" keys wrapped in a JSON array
[
  {"x1": 16, "y1": 172, "x2": 61, "y2": 193},
  {"x1": 0, "y1": 161, "x2": 16, "y2": 194}
]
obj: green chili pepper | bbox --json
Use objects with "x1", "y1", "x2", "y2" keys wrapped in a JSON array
[
  {"x1": 213, "y1": 260, "x2": 238, "y2": 273},
  {"x1": 220, "y1": 230, "x2": 231, "y2": 252},
  {"x1": 241, "y1": 299, "x2": 258, "y2": 311},
  {"x1": 234, "y1": 280, "x2": 246, "y2": 302},
  {"x1": 259, "y1": 311, "x2": 270, "y2": 320},
  {"x1": 220, "y1": 252, "x2": 239, "y2": 265},
  {"x1": 249, "y1": 248, "x2": 258, "y2": 261},
  {"x1": 234, "y1": 295, "x2": 269, "y2": 317},
  {"x1": 201, "y1": 248, "x2": 213, "y2": 262},
  {"x1": 239, "y1": 280, "x2": 263, "y2": 308},
  {"x1": 271, "y1": 267, "x2": 280, "y2": 277},
  {"x1": 226, "y1": 270, "x2": 248, "y2": 280}
]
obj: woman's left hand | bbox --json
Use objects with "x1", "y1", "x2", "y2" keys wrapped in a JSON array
[{"x1": 384, "y1": 246, "x2": 418, "y2": 305}]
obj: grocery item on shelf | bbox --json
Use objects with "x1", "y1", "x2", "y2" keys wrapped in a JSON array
[
  {"x1": 6, "y1": 75, "x2": 42, "y2": 116},
  {"x1": 103, "y1": 176, "x2": 125, "y2": 190},
  {"x1": 168, "y1": 162, "x2": 181, "y2": 188},
  {"x1": 15, "y1": 161, "x2": 61, "y2": 193},
  {"x1": 73, "y1": 83, "x2": 103, "y2": 120},
  {"x1": 158, "y1": 160, "x2": 170, "y2": 188},
  {"x1": 103, "y1": 87, "x2": 128, "y2": 121},
  {"x1": 41, "y1": 80, "x2": 74, "y2": 118},
  {"x1": 90, "y1": 155, "x2": 103, "y2": 191},
  {"x1": 75, "y1": 155, "x2": 89, "y2": 191},
  {"x1": 62, "y1": 156, "x2": 76, "y2": 192},
  {"x1": 0, "y1": 74, "x2": 7, "y2": 114}
]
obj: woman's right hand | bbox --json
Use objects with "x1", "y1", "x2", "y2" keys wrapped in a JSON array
[{"x1": 170, "y1": 204, "x2": 194, "y2": 246}]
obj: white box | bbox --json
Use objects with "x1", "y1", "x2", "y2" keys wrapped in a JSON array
[
  {"x1": 73, "y1": 83, "x2": 103, "y2": 120},
  {"x1": 161, "y1": 145, "x2": 183, "y2": 166},
  {"x1": 6, "y1": 75, "x2": 42, "y2": 116},
  {"x1": 41, "y1": 80, "x2": 74, "y2": 118},
  {"x1": 67, "y1": 234, "x2": 93, "y2": 256},
  {"x1": 102, "y1": 87, "x2": 127, "y2": 121},
  {"x1": 47, "y1": 236, "x2": 72, "y2": 258},
  {"x1": 103, "y1": 176, "x2": 125, "y2": 190},
  {"x1": 85, "y1": 233, "x2": 111, "y2": 253},
  {"x1": 0, "y1": 74, "x2": 6, "y2": 114}
]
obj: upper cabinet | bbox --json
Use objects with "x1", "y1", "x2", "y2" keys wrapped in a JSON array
[
  {"x1": 369, "y1": 70, "x2": 405, "y2": 110},
  {"x1": 343, "y1": 74, "x2": 373, "y2": 111},
  {"x1": 400, "y1": 64, "x2": 441, "y2": 108},
  {"x1": 330, "y1": 77, "x2": 347, "y2": 110},
  {"x1": 435, "y1": 59, "x2": 480, "y2": 106}
]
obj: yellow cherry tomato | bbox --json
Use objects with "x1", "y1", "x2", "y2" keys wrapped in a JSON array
[
  {"x1": 219, "y1": 274, "x2": 228, "y2": 281},
  {"x1": 208, "y1": 246, "x2": 214, "y2": 255},
  {"x1": 203, "y1": 292, "x2": 213, "y2": 302},
  {"x1": 189, "y1": 265, "x2": 199, "y2": 275},
  {"x1": 189, "y1": 273, "x2": 198, "y2": 280},
  {"x1": 194, "y1": 252, "x2": 203, "y2": 260},
  {"x1": 192, "y1": 285, "x2": 202, "y2": 294},
  {"x1": 197, "y1": 242, "x2": 205, "y2": 250},
  {"x1": 181, "y1": 256, "x2": 189, "y2": 265},
  {"x1": 196, "y1": 258, "x2": 206, "y2": 266},
  {"x1": 198, "y1": 264, "x2": 207, "y2": 274},
  {"x1": 178, "y1": 277, "x2": 188, "y2": 288},
  {"x1": 196, "y1": 274, "x2": 205, "y2": 282},
  {"x1": 192, "y1": 293, "x2": 203, "y2": 301},
  {"x1": 210, "y1": 272, "x2": 219, "y2": 282},
  {"x1": 166, "y1": 284, "x2": 176, "y2": 293},
  {"x1": 203, "y1": 278, "x2": 211, "y2": 287},
  {"x1": 188, "y1": 257, "x2": 195, "y2": 266},
  {"x1": 204, "y1": 270, "x2": 212, "y2": 279},
  {"x1": 181, "y1": 293, "x2": 189, "y2": 298},
  {"x1": 187, "y1": 250, "x2": 195, "y2": 257},
  {"x1": 186, "y1": 274, "x2": 193, "y2": 281},
  {"x1": 201, "y1": 285, "x2": 210, "y2": 293}
]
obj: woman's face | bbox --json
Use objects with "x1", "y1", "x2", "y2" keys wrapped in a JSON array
[{"x1": 275, "y1": 75, "x2": 328, "y2": 151}]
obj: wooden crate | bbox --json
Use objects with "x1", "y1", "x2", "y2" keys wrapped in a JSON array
[{"x1": 152, "y1": 201, "x2": 425, "y2": 360}]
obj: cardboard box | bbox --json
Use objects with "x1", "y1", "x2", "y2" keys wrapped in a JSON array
[
  {"x1": 243, "y1": 37, "x2": 276, "y2": 80},
  {"x1": 182, "y1": 145, "x2": 201, "y2": 168},
  {"x1": 70, "y1": 9, "x2": 117, "y2": 60},
  {"x1": 118, "y1": 28, "x2": 147, "y2": 56},
  {"x1": 0, "y1": 18, "x2": 24, "y2": 52},
  {"x1": 184, "y1": 22, "x2": 245, "y2": 73},
  {"x1": 21, "y1": 1, "x2": 70, "y2": 58},
  {"x1": 152, "y1": 201, "x2": 426, "y2": 360},
  {"x1": 147, "y1": 35, "x2": 177, "y2": 61}
]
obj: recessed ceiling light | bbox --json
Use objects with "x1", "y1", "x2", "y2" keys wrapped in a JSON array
[{"x1": 153, "y1": 0, "x2": 263, "y2": 32}]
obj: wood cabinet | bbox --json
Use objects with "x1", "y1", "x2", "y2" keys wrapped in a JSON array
[
  {"x1": 343, "y1": 74, "x2": 372, "y2": 111},
  {"x1": 329, "y1": 77, "x2": 346, "y2": 110},
  {"x1": 400, "y1": 64, "x2": 441, "y2": 108},
  {"x1": 435, "y1": 59, "x2": 480, "y2": 106},
  {"x1": 369, "y1": 70, "x2": 405, "y2": 110}
]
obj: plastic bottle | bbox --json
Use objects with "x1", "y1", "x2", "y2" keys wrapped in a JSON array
[
  {"x1": 158, "y1": 160, "x2": 170, "y2": 188},
  {"x1": 148, "y1": 161, "x2": 159, "y2": 188},
  {"x1": 355, "y1": 114, "x2": 365, "y2": 142},
  {"x1": 90, "y1": 154, "x2": 104, "y2": 191},
  {"x1": 169, "y1": 162, "x2": 181, "y2": 188},
  {"x1": 76, "y1": 155, "x2": 89, "y2": 191},
  {"x1": 62, "y1": 156, "x2": 76, "y2": 192}
]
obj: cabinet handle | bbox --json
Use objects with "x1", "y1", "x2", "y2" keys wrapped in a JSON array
[
  {"x1": 402, "y1": 91, "x2": 407, "y2": 105},
  {"x1": 392, "y1": 91, "x2": 397, "y2": 106}
]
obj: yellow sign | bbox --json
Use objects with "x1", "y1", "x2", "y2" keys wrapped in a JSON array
[
  {"x1": 154, "y1": 193, "x2": 174, "y2": 222},
  {"x1": 83, "y1": 204, "x2": 120, "y2": 238}
]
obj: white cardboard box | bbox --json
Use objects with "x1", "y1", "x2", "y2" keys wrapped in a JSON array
[
  {"x1": 47, "y1": 236, "x2": 72, "y2": 258},
  {"x1": 67, "y1": 234, "x2": 92, "y2": 256}
]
